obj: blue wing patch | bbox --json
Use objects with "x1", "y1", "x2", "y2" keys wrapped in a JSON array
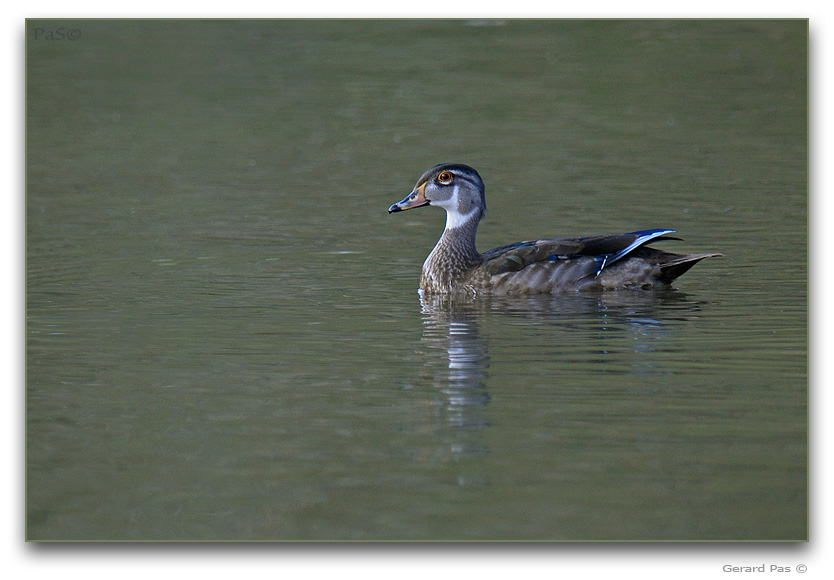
[{"x1": 594, "y1": 229, "x2": 676, "y2": 276}]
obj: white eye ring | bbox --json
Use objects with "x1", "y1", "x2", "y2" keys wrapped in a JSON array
[{"x1": 437, "y1": 171, "x2": 453, "y2": 184}]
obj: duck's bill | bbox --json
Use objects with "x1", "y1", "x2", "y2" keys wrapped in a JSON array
[{"x1": 388, "y1": 183, "x2": 429, "y2": 213}]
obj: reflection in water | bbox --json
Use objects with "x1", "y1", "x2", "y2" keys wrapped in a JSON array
[
  {"x1": 411, "y1": 290, "x2": 710, "y2": 486},
  {"x1": 416, "y1": 296, "x2": 492, "y2": 487},
  {"x1": 482, "y1": 290, "x2": 710, "y2": 378},
  {"x1": 420, "y1": 296, "x2": 491, "y2": 427}
]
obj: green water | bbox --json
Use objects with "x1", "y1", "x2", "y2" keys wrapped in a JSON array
[{"x1": 26, "y1": 19, "x2": 807, "y2": 541}]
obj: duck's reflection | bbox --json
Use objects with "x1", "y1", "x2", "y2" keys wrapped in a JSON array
[
  {"x1": 416, "y1": 295, "x2": 492, "y2": 486},
  {"x1": 420, "y1": 296, "x2": 491, "y2": 428},
  {"x1": 410, "y1": 290, "x2": 709, "y2": 485}
]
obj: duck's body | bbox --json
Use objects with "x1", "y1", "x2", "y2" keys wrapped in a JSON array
[{"x1": 389, "y1": 164, "x2": 721, "y2": 296}]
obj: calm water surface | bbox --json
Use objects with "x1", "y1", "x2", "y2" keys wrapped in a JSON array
[{"x1": 26, "y1": 20, "x2": 807, "y2": 540}]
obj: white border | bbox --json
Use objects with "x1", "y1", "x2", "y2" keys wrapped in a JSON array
[{"x1": 7, "y1": 3, "x2": 828, "y2": 579}]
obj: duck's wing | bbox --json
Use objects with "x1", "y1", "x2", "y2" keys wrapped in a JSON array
[{"x1": 482, "y1": 229, "x2": 682, "y2": 276}]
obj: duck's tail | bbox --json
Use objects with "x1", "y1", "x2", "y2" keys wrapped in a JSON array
[{"x1": 657, "y1": 252, "x2": 724, "y2": 283}]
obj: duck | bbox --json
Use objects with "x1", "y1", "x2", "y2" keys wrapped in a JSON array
[{"x1": 388, "y1": 163, "x2": 721, "y2": 296}]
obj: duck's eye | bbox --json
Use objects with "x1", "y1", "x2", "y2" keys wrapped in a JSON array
[{"x1": 437, "y1": 171, "x2": 453, "y2": 185}]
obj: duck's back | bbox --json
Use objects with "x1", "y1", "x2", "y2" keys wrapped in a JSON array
[{"x1": 463, "y1": 231, "x2": 721, "y2": 295}]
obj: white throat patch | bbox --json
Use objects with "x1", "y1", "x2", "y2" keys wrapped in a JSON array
[
  {"x1": 445, "y1": 206, "x2": 480, "y2": 231},
  {"x1": 438, "y1": 184, "x2": 480, "y2": 231}
]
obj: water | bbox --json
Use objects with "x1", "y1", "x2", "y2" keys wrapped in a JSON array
[{"x1": 26, "y1": 20, "x2": 807, "y2": 541}]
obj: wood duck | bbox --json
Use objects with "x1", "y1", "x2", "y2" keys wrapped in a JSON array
[{"x1": 389, "y1": 163, "x2": 721, "y2": 296}]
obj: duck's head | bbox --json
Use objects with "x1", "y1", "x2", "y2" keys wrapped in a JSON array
[{"x1": 388, "y1": 163, "x2": 486, "y2": 229}]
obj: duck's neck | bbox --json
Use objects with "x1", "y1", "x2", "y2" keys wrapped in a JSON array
[{"x1": 421, "y1": 211, "x2": 482, "y2": 293}]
